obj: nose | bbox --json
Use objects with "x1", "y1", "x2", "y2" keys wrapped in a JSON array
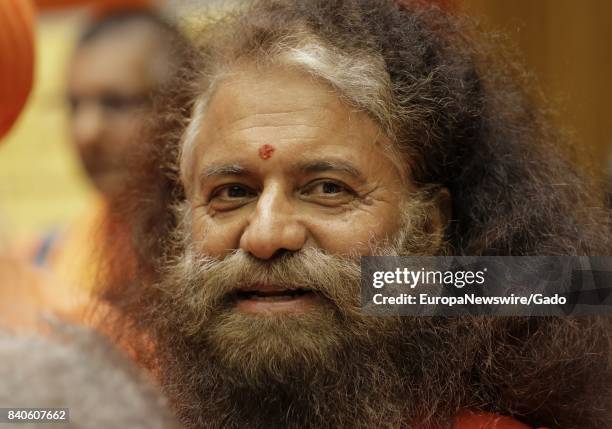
[
  {"x1": 72, "y1": 102, "x2": 104, "y2": 150},
  {"x1": 239, "y1": 183, "x2": 307, "y2": 260}
]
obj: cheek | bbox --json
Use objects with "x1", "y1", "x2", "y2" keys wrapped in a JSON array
[
  {"x1": 104, "y1": 123, "x2": 147, "y2": 163},
  {"x1": 306, "y1": 207, "x2": 401, "y2": 255},
  {"x1": 108, "y1": 113, "x2": 147, "y2": 144},
  {"x1": 189, "y1": 206, "x2": 246, "y2": 257},
  {"x1": 125, "y1": 123, "x2": 145, "y2": 140}
]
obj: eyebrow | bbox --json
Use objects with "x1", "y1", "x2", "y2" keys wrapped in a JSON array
[
  {"x1": 297, "y1": 160, "x2": 364, "y2": 181},
  {"x1": 200, "y1": 163, "x2": 247, "y2": 181},
  {"x1": 198, "y1": 159, "x2": 365, "y2": 183}
]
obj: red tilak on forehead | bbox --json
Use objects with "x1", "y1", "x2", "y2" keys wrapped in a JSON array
[{"x1": 258, "y1": 144, "x2": 275, "y2": 160}]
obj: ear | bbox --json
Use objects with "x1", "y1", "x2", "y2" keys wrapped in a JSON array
[{"x1": 425, "y1": 187, "x2": 452, "y2": 248}]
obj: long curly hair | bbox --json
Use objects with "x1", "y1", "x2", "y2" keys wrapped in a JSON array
[
  {"x1": 96, "y1": 1, "x2": 612, "y2": 428},
  {"x1": 111, "y1": 0, "x2": 610, "y2": 270}
]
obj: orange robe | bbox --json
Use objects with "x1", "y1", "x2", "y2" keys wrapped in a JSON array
[{"x1": 454, "y1": 410, "x2": 547, "y2": 429}]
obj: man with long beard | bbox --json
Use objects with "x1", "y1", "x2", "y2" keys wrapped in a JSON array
[{"x1": 97, "y1": 0, "x2": 612, "y2": 428}]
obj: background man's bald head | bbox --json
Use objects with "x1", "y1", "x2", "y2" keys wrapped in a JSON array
[{"x1": 0, "y1": 327, "x2": 182, "y2": 429}]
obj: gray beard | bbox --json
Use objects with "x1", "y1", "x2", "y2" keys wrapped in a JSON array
[
  {"x1": 152, "y1": 307, "x2": 478, "y2": 429},
  {"x1": 144, "y1": 197, "x2": 469, "y2": 429},
  {"x1": 131, "y1": 201, "x2": 611, "y2": 428}
]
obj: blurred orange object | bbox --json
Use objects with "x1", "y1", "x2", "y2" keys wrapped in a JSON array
[
  {"x1": 0, "y1": 0, "x2": 35, "y2": 140},
  {"x1": 35, "y1": 0, "x2": 155, "y2": 14},
  {"x1": 0, "y1": 248, "x2": 90, "y2": 334}
]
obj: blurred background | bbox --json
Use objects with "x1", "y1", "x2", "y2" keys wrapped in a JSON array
[{"x1": 1, "y1": 0, "x2": 611, "y2": 239}]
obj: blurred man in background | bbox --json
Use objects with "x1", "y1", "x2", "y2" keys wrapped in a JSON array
[
  {"x1": 0, "y1": 0, "x2": 179, "y2": 334},
  {"x1": 28, "y1": 9, "x2": 181, "y2": 297},
  {"x1": 0, "y1": 4, "x2": 182, "y2": 427},
  {"x1": 67, "y1": 11, "x2": 176, "y2": 199}
]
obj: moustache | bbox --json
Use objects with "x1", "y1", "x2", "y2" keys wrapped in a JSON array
[{"x1": 157, "y1": 247, "x2": 368, "y2": 336}]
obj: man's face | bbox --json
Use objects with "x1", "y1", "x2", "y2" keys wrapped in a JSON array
[
  {"x1": 161, "y1": 64, "x2": 447, "y2": 390},
  {"x1": 67, "y1": 25, "x2": 162, "y2": 197},
  {"x1": 186, "y1": 65, "x2": 408, "y2": 314}
]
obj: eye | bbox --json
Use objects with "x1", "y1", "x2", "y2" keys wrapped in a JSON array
[
  {"x1": 301, "y1": 180, "x2": 356, "y2": 205},
  {"x1": 67, "y1": 96, "x2": 80, "y2": 112},
  {"x1": 320, "y1": 182, "x2": 343, "y2": 194},
  {"x1": 226, "y1": 185, "x2": 251, "y2": 198},
  {"x1": 304, "y1": 180, "x2": 353, "y2": 195},
  {"x1": 99, "y1": 94, "x2": 148, "y2": 113},
  {"x1": 209, "y1": 183, "x2": 257, "y2": 211}
]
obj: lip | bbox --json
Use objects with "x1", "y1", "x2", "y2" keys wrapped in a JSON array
[
  {"x1": 237, "y1": 284, "x2": 303, "y2": 293},
  {"x1": 234, "y1": 284, "x2": 321, "y2": 314}
]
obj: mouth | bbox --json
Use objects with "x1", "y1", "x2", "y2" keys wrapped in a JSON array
[{"x1": 233, "y1": 285, "x2": 320, "y2": 314}]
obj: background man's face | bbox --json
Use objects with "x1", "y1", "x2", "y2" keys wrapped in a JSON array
[
  {"x1": 67, "y1": 24, "x2": 162, "y2": 197},
  {"x1": 186, "y1": 64, "x2": 408, "y2": 314}
]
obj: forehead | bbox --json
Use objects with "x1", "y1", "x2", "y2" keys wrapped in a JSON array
[
  {"x1": 191, "y1": 65, "x2": 398, "y2": 173},
  {"x1": 207, "y1": 67, "x2": 357, "y2": 131},
  {"x1": 69, "y1": 24, "x2": 161, "y2": 94}
]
